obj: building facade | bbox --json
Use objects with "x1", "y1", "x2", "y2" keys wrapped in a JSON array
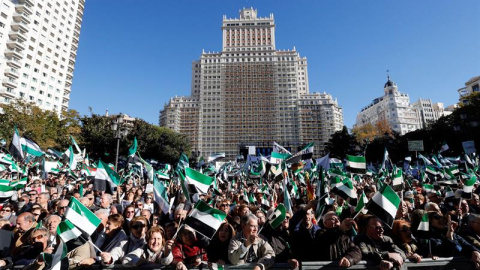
[
  {"x1": 412, "y1": 98, "x2": 449, "y2": 129},
  {"x1": 0, "y1": 0, "x2": 84, "y2": 115},
  {"x1": 355, "y1": 76, "x2": 420, "y2": 135},
  {"x1": 160, "y1": 8, "x2": 343, "y2": 158},
  {"x1": 458, "y1": 75, "x2": 480, "y2": 105}
]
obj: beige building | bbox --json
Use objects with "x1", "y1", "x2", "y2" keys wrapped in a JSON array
[
  {"x1": 412, "y1": 98, "x2": 448, "y2": 129},
  {"x1": 458, "y1": 75, "x2": 480, "y2": 105},
  {"x1": 160, "y1": 8, "x2": 343, "y2": 158}
]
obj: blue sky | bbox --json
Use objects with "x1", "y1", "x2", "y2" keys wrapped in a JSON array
[{"x1": 70, "y1": 0, "x2": 480, "y2": 128}]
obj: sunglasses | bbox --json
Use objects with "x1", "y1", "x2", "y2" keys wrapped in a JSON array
[
  {"x1": 220, "y1": 204, "x2": 229, "y2": 207},
  {"x1": 58, "y1": 206, "x2": 67, "y2": 210},
  {"x1": 30, "y1": 234, "x2": 45, "y2": 241},
  {"x1": 146, "y1": 197, "x2": 152, "y2": 199},
  {"x1": 29, "y1": 194, "x2": 37, "y2": 196},
  {"x1": 400, "y1": 225, "x2": 411, "y2": 232},
  {"x1": 88, "y1": 198, "x2": 94, "y2": 201},
  {"x1": 132, "y1": 224, "x2": 146, "y2": 230}
]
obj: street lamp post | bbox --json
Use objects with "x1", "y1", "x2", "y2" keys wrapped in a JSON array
[{"x1": 112, "y1": 114, "x2": 130, "y2": 172}]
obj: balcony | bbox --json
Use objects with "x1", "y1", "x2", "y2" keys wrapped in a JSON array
[
  {"x1": 11, "y1": 21, "x2": 29, "y2": 33},
  {"x1": 0, "y1": 88, "x2": 16, "y2": 98},
  {"x1": 4, "y1": 68, "x2": 20, "y2": 79},
  {"x1": 4, "y1": 48, "x2": 24, "y2": 59},
  {"x1": 6, "y1": 40, "x2": 25, "y2": 51},
  {"x1": 2, "y1": 78, "x2": 18, "y2": 88},
  {"x1": 18, "y1": 0, "x2": 34, "y2": 7},
  {"x1": 6, "y1": 57, "x2": 21, "y2": 68},
  {"x1": 9, "y1": 30, "x2": 27, "y2": 42},
  {"x1": 13, "y1": 12, "x2": 31, "y2": 24},
  {"x1": 15, "y1": 3, "x2": 32, "y2": 15}
]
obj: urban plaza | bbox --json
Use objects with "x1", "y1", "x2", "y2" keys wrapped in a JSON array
[{"x1": 0, "y1": 1, "x2": 479, "y2": 270}]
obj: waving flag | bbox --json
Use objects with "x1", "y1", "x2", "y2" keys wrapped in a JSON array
[
  {"x1": 365, "y1": 185, "x2": 400, "y2": 228},
  {"x1": 65, "y1": 197, "x2": 101, "y2": 235},
  {"x1": 184, "y1": 200, "x2": 226, "y2": 239}
]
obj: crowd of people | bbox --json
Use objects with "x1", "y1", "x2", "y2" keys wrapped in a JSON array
[{"x1": 0, "y1": 156, "x2": 480, "y2": 270}]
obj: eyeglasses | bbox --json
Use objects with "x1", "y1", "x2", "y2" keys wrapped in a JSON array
[
  {"x1": 1, "y1": 209, "x2": 11, "y2": 212},
  {"x1": 132, "y1": 223, "x2": 146, "y2": 230},
  {"x1": 126, "y1": 210, "x2": 135, "y2": 214},
  {"x1": 29, "y1": 194, "x2": 37, "y2": 196},
  {"x1": 146, "y1": 197, "x2": 152, "y2": 199},
  {"x1": 220, "y1": 204, "x2": 229, "y2": 207},
  {"x1": 400, "y1": 226, "x2": 411, "y2": 232}
]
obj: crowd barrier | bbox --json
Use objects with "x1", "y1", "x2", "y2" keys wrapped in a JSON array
[{"x1": 11, "y1": 257, "x2": 476, "y2": 269}]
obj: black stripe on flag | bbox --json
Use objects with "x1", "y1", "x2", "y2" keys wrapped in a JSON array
[
  {"x1": 184, "y1": 216, "x2": 216, "y2": 239},
  {"x1": 366, "y1": 200, "x2": 395, "y2": 229}
]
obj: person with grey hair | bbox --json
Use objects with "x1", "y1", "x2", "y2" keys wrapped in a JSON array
[
  {"x1": 45, "y1": 214, "x2": 62, "y2": 246},
  {"x1": 424, "y1": 202, "x2": 442, "y2": 215},
  {"x1": 100, "y1": 193, "x2": 113, "y2": 213},
  {"x1": 228, "y1": 214, "x2": 275, "y2": 270},
  {"x1": 37, "y1": 192, "x2": 50, "y2": 211},
  {"x1": 12, "y1": 212, "x2": 37, "y2": 256}
]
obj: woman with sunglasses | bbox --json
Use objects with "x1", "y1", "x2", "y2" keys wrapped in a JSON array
[
  {"x1": 392, "y1": 219, "x2": 427, "y2": 263},
  {"x1": 122, "y1": 226, "x2": 174, "y2": 266},
  {"x1": 0, "y1": 204, "x2": 16, "y2": 226},
  {"x1": 102, "y1": 216, "x2": 149, "y2": 265}
]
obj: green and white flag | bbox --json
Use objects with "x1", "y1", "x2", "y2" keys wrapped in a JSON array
[
  {"x1": 70, "y1": 136, "x2": 82, "y2": 154},
  {"x1": 423, "y1": 184, "x2": 434, "y2": 194},
  {"x1": 331, "y1": 177, "x2": 357, "y2": 206},
  {"x1": 391, "y1": 167, "x2": 404, "y2": 191},
  {"x1": 128, "y1": 137, "x2": 137, "y2": 157},
  {"x1": 184, "y1": 200, "x2": 227, "y2": 239},
  {"x1": 346, "y1": 155, "x2": 366, "y2": 170},
  {"x1": 9, "y1": 127, "x2": 24, "y2": 161},
  {"x1": 0, "y1": 179, "x2": 15, "y2": 192},
  {"x1": 354, "y1": 191, "x2": 369, "y2": 214},
  {"x1": 185, "y1": 167, "x2": 213, "y2": 194},
  {"x1": 270, "y1": 152, "x2": 291, "y2": 165},
  {"x1": 67, "y1": 146, "x2": 77, "y2": 169},
  {"x1": 267, "y1": 204, "x2": 286, "y2": 229},
  {"x1": 20, "y1": 137, "x2": 44, "y2": 157},
  {"x1": 93, "y1": 160, "x2": 123, "y2": 194},
  {"x1": 463, "y1": 174, "x2": 477, "y2": 198},
  {"x1": 207, "y1": 153, "x2": 225, "y2": 163},
  {"x1": 43, "y1": 239, "x2": 67, "y2": 270},
  {"x1": 440, "y1": 141, "x2": 449, "y2": 153},
  {"x1": 65, "y1": 197, "x2": 101, "y2": 235},
  {"x1": 154, "y1": 177, "x2": 171, "y2": 214},
  {"x1": 417, "y1": 212, "x2": 429, "y2": 232},
  {"x1": 57, "y1": 219, "x2": 82, "y2": 242},
  {"x1": 365, "y1": 185, "x2": 401, "y2": 228}
]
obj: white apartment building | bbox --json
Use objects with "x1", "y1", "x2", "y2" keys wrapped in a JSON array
[
  {"x1": 160, "y1": 8, "x2": 343, "y2": 158},
  {"x1": 0, "y1": 0, "x2": 84, "y2": 115},
  {"x1": 412, "y1": 98, "x2": 448, "y2": 129},
  {"x1": 458, "y1": 75, "x2": 480, "y2": 105},
  {"x1": 355, "y1": 76, "x2": 420, "y2": 135}
]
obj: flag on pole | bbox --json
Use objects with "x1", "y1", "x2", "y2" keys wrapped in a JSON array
[
  {"x1": 20, "y1": 137, "x2": 44, "y2": 157},
  {"x1": 185, "y1": 167, "x2": 213, "y2": 194},
  {"x1": 42, "y1": 239, "x2": 67, "y2": 270},
  {"x1": 391, "y1": 167, "x2": 404, "y2": 191},
  {"x1": 463, "y1": 174, "x2": 477, "y2": 198},
  {"x1": 184, "y1": 200, "x2": 227, "y2": 239},
  {"x1": 67, "y1": 146, "x2": 77, "y2": 170},
  {"x1": 93, "y1": 160, "x2": 123, "y2": 193},
  {"x1": 270, "y1": 152, "x2": 291, "y2": 165},
  {"x1": 9, "y1": 127, "x2": 24, "y2": 161},
  {"x1": 417, "y1": 212, "x2": 429, "y2": 233},
  {"x1": 365, "y1": 185, "x2": 401, "y2": 228},
  {"x1": 331, "y1": 177, "x2": 357, "y2": 206},
  {"x1": 286, "y1": 142, "x2": 314, "y2": 164},
  {"x1": 57, "y1": 220, "x2": 82, "y2": 242},
  {"x1": 207, "y1": 153, "x2": 225, "y2": 163},
  {"x1": 64, "y1": 197, "x2": 101, "y2": 235},
  {"x1": 316, "y1": 153, "x2": 330, "y2": 171},
  {"x1": 423, "y1": 184, "x2": 434, "y2": 194},
  {"x1": 128, "y1": 137, "x2": 137, "y2": 157},
  {"x1": 346, "y1": 155, "x2": 366, "y2": 170},
  {"x1": 354, "y1": 191, "x2": 369, "y2": 215},
  {"x1": 445, "y1": 186, "x2": 455, "y2": 203},
  {"x1": 381, "y1": 148, "x2": 390, "y2": 172},
  {"x1": 153, "y1": 177, "x2": 171, "y2": 214},
  {"x1": 70, "y1": 136, "x2": 82, "y2": 154},
  {"x1": 273, "y1": 142, "x2": 292, "y2": 155},
  {"x1": 267, "y1": 204, "x2": 286, "y2": 229}
]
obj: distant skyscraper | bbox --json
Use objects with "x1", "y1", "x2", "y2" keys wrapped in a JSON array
[
  {"x1": 160, "y1": 8, "x2": 343, "y2": 158},
  {"x1": 355, "y1": 76, "x2": 420, "y2": 135},
  {"x1": 0, "y1": 0, "x2": 84, "y2": 114}
]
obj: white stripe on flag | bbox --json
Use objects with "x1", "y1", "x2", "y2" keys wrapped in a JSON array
[{"x1": 371, "y1": 192, "x2": 397, "y2": 219}]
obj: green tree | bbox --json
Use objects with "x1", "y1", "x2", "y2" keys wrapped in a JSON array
[
  {"x1": 0, "y1": 99, "x2": 81, "y2": 150},
  {"x1": 325, "y1": 126, "x2": 359, "y2": 159}
]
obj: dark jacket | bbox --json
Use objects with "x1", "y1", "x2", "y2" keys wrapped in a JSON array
[
  {"x1": 315, "y1": 227, "x2": 362, "y2": 264},
  {"x1": 416, "y1": 227, "x2": 480, "y2": 257},
  {"x1": 354, "y1": 233, "x2": 406, "y2": 263},
  {"x1": 261, "y1": 225, "x2": 295, "y2": 263},
  {"x1": 288, "y1": 208, "x2": 321, "y2": 261}
]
